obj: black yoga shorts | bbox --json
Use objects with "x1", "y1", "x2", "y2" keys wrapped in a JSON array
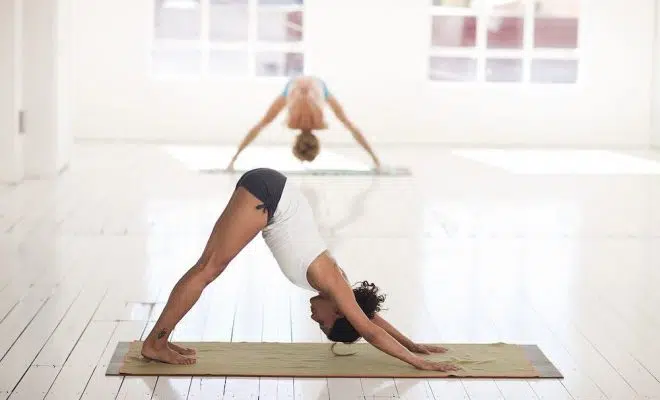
[{"x1": 235, "y1": 168, "x2": 287, "y2": 224}]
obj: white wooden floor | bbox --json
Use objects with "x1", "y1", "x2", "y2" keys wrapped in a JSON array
[{"x1": 2, "y1": 142, "x2": 660, "y2": 400}]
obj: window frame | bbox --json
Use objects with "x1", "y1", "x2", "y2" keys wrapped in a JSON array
[
  {"x1": 428, "y1": 0, "x2": 581, "y2": 85},
  {"x1": 149, "y1": 0, "x2": 306, "y2": 81}
]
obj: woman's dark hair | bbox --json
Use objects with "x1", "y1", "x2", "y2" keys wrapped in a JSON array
[{"x1": 327, "y1": 281, "x2": 386, "y2": 343}]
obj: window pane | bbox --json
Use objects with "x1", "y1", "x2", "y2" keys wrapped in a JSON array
[
  {"x1": 531, "y1": 59, "x2": 578, "y2": 83},
  {"x1": 486, "y1": 16, "x2": 524, "y2": 49},
  {"x1": 258, "y1": 10, "x2": 303, "y2": 42},
  {"x1": 256, "y1": 52, "x2": 303, "y2": 77},
  {"x1": 433, "y1": 0, "x2": 471, "y2": 6},
  {"x1": 485, "y1": 58, "x2": 522, "y2": 82},
  {"x1": 209, "y1": 2, "x2": 248, "y2": 42},
  {"x1": 154, "y1": 0, "x2": 201, "y2": 40},
  {"x1": 151, "y1": 47, "x2": 201, "y2": 76},
  {"x1": 431, "y1": 16, "x2": 476, "y2": 47},
  {"x1": 259, "y1": 0, "x2": 303, "y2": 4},
  {"x1": 534, "y1": 18, "x2": 578, "y2": 49},
  {"x1": 534, "y1": 0, "x2": 579, "y2": 17},
  {"x1": 429, "y1": 57, "x2": 476, "y2": 81},
  {"x1": 534, "y1": 0, "x2": 579, "y2": 48},
  {"x1": 209, "y1": 50, "x2": 249, "y2": 76}
]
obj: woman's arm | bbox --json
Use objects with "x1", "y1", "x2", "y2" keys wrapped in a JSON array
[
  {"x1": 310, "y1": 265, "x2": 457, "y2": 372},
  {"x1": 332, "y1": 276, "x2": 442, "y2": 354},
  {"x1": 326, "y1": 96, "x2": 380, "y2": 167},
  {"x1": 324, "y1": 272, "x2": 423, "y2": 367},
  {"x1": 228, "y1": 95, "x2": 287, "y2": 169},
  {"x1": 372, "y1": 314, "x2": 447, "y2": 354},
  {"x1": 372, "y1": 314, "x2": 416, "y2": 350}
]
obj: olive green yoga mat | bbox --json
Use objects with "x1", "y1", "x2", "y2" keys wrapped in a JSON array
[{"x1": 106, "y1": 341, "x2": 562, "y2": 379}]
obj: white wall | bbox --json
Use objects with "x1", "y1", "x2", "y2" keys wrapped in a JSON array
[
  {"x1": 652, "y1": 0, "x2": 660, "y2": 148},
  {"x1": 22, "y1": 0, "x2": 72, "y2": 178},
  {"x1": 0, "y1": 0, "x2": 24, "y2": 184},
  {"x1": 56, "y1": 0, "x2": 73, "y2": 170},
  {"x1": 72, "y1": 0, "x2": 656, "y2": 147}
]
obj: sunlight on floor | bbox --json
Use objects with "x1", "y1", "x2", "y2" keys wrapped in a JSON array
[{"x1": 452, "y1": 149, "x2": 660, "y2": 174}]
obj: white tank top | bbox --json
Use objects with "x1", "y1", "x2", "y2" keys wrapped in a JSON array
[{"x1": 262, "y1": 180, "x2": 327, "y2": 291}]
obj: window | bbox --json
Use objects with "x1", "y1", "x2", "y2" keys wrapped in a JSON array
[
  {"x1": 151, "y1": 0, "x2": 304, "y2": 78},
  {"x1": 429, "y1": 0, "x2": 579, "y2": 84}
]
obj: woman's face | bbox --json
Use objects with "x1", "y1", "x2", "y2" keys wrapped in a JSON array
[{"x1": 309, "y1": 294, "x2": 341, "y2": 335}]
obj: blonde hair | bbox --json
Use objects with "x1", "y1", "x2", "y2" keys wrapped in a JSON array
[
  {"x1": 286, "y1": 77, "x2": 328, "y2": 131},
  {"x1": 292, "y1": 130, "x2": 320, "y2": 162}
]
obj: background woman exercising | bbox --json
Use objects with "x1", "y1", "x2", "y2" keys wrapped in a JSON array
[
  {"x1": 227, "y1": 76, "x2": 381, "y2": 169},
  {"x1": 140, "y1": 168, "x2": 459, "y2": 372}
]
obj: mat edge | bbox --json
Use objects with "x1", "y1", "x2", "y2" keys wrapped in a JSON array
[
  {"x1": 521, "y1": 344, "x2": 563, "y2": 378},
  {"x1": 105, "y1": 341, "x2": 132, "y2": 375}
]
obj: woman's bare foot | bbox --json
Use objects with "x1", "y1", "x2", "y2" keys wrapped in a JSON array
[
  {"x1": 168, "y1": 342, "x2": 196, "y2": 356},
  {"x1": 141, "y1": 342, "x2": 196, "y2": 365}
]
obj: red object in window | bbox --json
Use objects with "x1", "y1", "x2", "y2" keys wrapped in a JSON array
[
  {"x1": 534, "y1": 18, "x2": 578, "y2": 48},
  {"x1": 487, "y1": 17, "x2": 524, "y2": 49},
  {"x1": 461, "y1": 17, "x2": 477, "y2": 46},
  {"x1": 431, "y1": 16, "x2": 477, "y2": 47},
  {"x1": 286, "y1": 11, "x2": 303, "y2": 41}
]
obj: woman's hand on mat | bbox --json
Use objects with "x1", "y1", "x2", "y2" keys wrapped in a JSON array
[
  {"x1": 414, "y1": 359, "x2": 460, "y2": 372},
  {"x1": 409, "y1": 343, "x2": 448, "y2": 354},
  {"x1": 371, "y1": 159, "x2": 382, "y2": 173}
]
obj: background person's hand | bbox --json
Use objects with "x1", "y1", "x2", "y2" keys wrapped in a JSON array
[{"x1": 227, "y1": 157, "x2": 236, "y2": 171}]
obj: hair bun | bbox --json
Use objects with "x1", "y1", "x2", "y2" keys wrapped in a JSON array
[{"x1": 352, "y1": 281, "x2": 386, "y2": 318}]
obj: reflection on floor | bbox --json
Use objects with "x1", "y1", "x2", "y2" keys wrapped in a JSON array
[{"x1": 1, "y1": 142, "x2": 660, "y2": 399}]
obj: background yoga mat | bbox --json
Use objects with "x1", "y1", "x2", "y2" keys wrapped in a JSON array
[
  {"x1": 201, "y1": 166, "x2": 412, "y2": 176},
  {"x1": 163, "y1": 145, "x2": 412, "y2": 176},
  {"x1": 107, "y1": 342, "x2": 562, "y2": 379}
]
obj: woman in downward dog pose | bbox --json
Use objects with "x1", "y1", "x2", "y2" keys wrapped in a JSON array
[
  {"x1": 227, "y1": 76, "x2": 381, "y2": 169},
  {"x1": 140, "y1": 168, "x2": 459, "y2": 372}
]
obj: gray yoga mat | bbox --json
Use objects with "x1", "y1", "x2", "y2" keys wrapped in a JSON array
[{"x1": 199, "y1": 166, "x2": 412, "y2": 176}]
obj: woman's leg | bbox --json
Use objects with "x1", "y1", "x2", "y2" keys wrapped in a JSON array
[{"x1": 141, "y1": 186, "x2": 268, "y2": 364}]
